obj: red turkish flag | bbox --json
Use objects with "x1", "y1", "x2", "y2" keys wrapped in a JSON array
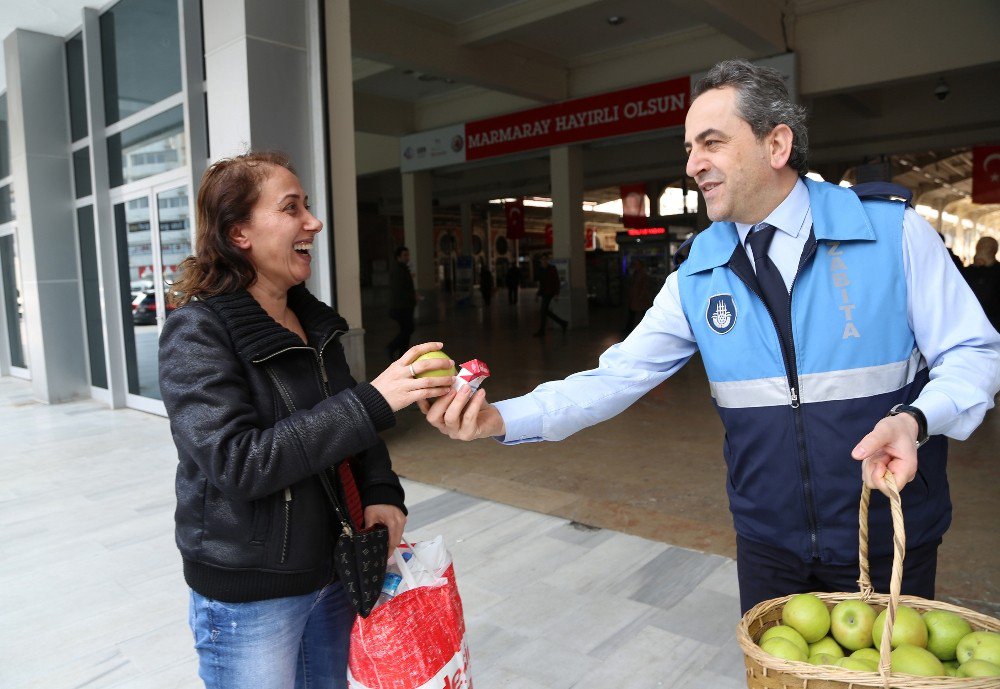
[
  {"x1": 973, "y1": 146, "x2": 1000, "y2": 204},
  {"x1": 504, "y1": 198, "x2": 525, "y2": 239},
  {"x1": 620, "y1": 184, "x2": 647, "y2": 228}
]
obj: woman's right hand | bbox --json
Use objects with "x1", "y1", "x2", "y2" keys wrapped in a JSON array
[{"x1": 370, "y1": 342, "x2": 456, "y2": 412}]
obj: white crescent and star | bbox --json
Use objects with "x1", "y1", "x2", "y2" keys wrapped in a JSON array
[{"x1": 984, "y1": 153, "x2": 1000, "y2": 183}]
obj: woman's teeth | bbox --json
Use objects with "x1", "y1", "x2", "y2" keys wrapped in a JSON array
[{"x1": 294, "y1": 242, "x2": 313, "y2": 255}]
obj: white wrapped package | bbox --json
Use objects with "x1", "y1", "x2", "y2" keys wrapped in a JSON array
[{"x1": 451, "y1": 359, "x2": 490, "y2": 393}]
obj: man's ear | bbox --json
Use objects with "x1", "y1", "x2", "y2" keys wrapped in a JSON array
[
  {"x1": 228, "y1": 224, "x2": 251, "y2": 250},
  {"x1": 768, "y1": 124, "x2": 794, "y2": 170}
]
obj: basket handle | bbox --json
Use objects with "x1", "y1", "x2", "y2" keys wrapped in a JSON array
[{"x1": 858, "y1": 471, "x2": 904, "y2": 689}]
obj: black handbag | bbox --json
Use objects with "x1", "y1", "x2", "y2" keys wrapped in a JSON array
[{"x1": 319, "y1": 464, "x2": 389, "y2": 618}]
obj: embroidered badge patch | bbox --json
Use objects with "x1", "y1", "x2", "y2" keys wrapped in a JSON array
[{"x1": 706, "y1": 294, "x2": 737, "y2": 334}]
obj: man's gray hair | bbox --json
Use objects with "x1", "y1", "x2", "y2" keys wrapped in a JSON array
[{"x1": 692, "y1": 59, "x2": 809, "y2": 175}]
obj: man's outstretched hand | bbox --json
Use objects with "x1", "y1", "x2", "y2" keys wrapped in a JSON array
[{"x1": 418, "y1": 386, "x2": 505, "y2": 441}]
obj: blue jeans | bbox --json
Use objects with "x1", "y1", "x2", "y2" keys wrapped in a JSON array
[{"x1": 188, "y1": 583, "x2": 354, "y2": 689}]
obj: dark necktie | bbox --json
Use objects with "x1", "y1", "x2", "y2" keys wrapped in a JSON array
[{"x1": 746, "y1": 222, "x2": 793, "y2": 347}]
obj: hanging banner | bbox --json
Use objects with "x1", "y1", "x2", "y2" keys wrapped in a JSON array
[
  {"x1": 972, "y1": 145, "x2": 1000, "y2": 204},
  {"x1": 400, "y1": 54, "x2": 796, "y2": 173},
  {"x1": 620, "y1": 184, "x2": 647, "y2": 228},
  {"x1": 504, "y1": 198, "x2": 526, "y2": 239}
]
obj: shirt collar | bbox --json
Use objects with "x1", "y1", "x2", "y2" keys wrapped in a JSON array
[{"x1": 736, "y1": 177, "x2": 811, "y2": 246}]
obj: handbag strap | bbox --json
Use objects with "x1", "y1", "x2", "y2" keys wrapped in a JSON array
[
  {"x1": 319, "y1": 462, "x2": 361, "y2": 533},
  {"x1": 337, "y1": 460, "x2": 365, "y2": 528}
]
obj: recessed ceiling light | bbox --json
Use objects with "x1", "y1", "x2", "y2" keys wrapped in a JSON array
[{"x1": 607, "y1": 15, "x2": 625, "y2": 26}]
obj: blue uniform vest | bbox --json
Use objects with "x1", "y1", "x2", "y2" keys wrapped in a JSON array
[{"x1": 678, "y1": 178, "x2": 949, "y2": 564}]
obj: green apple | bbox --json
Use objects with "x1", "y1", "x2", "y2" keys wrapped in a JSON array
[
  {"x1": 890, "y1": 644, "x2": 945, "y2": 676},
  {"x1": 837, "y1": 656, "x2": 877, "y2": 672},
  {"x1": 957, "y1": 658, "x2": 1000, "y2": 677},
  {"x1": 956, "y1": 631, "x2": 1000, "y2": 665},
  {"x1": 760, "y1": 636, "x2": 808, "y2": 662},
  {"x1": 808, "y1": 636, "x2": 845, "y2": 659},
  {"x1": 922, "y1": 609, "x2": 972, "y2": 661},
  {"x1": 760, "y1": 625, "x2": 809, "y2": 657},
  {"x1": 807, "y1": 653, "x2": 839, "y2": 666},
  {"x1": 830, "y1": 599, "x2": 877, "y2": 651},
  {"x1": 942, "y1": 659, "x2": 960, "y2": 675},
  {"x1": 850, "y1": 648, "x2": 882, "y2": 666},
  {"x1": 782, "y1": 594, "x2": 831, "y2": 643},
  {"x1": 412, "y1": 351, "x2": 457, "y2": 377},
  {"x1": 872, "y1": 605, "x2": 928, "y2": 649}
]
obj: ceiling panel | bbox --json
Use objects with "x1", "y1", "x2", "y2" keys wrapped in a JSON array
[
  {"x1": 354, "y1": 67, "x2": 468, "y2": 102},
  {"x1": 502, "y1": 0, "x2": 704, "y2": 60},
  {"x1": 379, "y1": 0, "x2": 525, "y2": 25}
]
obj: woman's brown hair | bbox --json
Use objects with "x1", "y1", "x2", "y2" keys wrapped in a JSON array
[{"x1": 170, "y1": 151, "x2": 295, "y2": 306}]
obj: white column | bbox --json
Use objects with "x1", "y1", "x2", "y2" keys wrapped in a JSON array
[
  {"x1": 324, "y1": 0, "x2": 364, "y2": 377},
  {"x1": 402, "y1": 170, "x2": 437, "y2": 320},
  {"x1": 549, "y1": 145, "x2": 587, "y2": 327},
  {"x1": 4, "y1": 29, "x2": 89, "y2": 402}
]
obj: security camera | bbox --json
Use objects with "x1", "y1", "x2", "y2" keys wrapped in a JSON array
[{"x1": 934, "y1": 79, "x2": 950, "y2": 101}]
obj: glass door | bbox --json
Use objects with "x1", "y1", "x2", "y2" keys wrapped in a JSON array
[
  {"x1": 1, "y1": 232, "x2": 28, "y2": 373},
  {"x1": 114, "y1": 182, "x2": 191, "y2": 406}
]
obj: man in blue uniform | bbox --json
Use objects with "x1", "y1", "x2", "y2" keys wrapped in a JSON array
[{"x1": 420, "y1": 59, "x2": 1000, "y2": 613}]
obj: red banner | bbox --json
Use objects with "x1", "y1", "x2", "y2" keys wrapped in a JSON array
[
  {"x1": 620, "y1": 184, "x2": 647, "y2": 228},
  {"x1": 973, "y1": 146, "x2": 1000, "y2": 204},
  {"x1": 464, "y1": 76, "x2": 690, "y2": 161},
  {"x1": 504, "y1": 198, "x2": 525, "y2": 239}
]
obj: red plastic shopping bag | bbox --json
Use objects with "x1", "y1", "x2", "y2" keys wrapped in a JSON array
[{"x1": 347, "y1": 540, "x2": 472, "y2": 689}]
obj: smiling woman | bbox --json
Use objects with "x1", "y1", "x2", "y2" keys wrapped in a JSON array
[{"x1": 158, "y1": 151, "x2": 456, "y2": 689}]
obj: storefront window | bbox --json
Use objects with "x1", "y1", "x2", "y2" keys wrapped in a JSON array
[
  {"x1": 100, "y1": 0, "x2": 181, "y2": 125},
  {"x1": 0, "y1": 233, "x2": 27, "y2": 369},
  {"x1": 0, "y1": 93, "x2": 9, "y2": 179},
  {"x1": 77, "y1": 206, "x2": 107, "y2": 388},
  {"x1": 73, "y1": 148, "x2": 92, "y2": 198},
  {"x1": 107, "y1": 105, "x2": 186, "y2": 188},
  {"x1": 0, "y1": 186, "x2": 14, "y2": 224},
  {"x1": 66, "y1": 33, "x2": 88, "y2": 142}
]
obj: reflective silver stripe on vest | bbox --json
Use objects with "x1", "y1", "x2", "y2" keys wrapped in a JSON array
[{"x1": 710, "y1": 349, "x2": 926, "y2": 408}]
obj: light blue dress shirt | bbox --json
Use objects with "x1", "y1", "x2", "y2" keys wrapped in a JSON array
[{"x1": 495, "y1": 178, "x2": 1000, "y2": 443}]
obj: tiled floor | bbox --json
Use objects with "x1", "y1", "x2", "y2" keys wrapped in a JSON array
[{"x1": 0, "y1": 376, "x2": 745, "y2": 688}]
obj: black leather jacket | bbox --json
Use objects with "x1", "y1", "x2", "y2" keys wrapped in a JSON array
[{"x1": 159, "y1": 285, "x2": 404, "y2": 602}]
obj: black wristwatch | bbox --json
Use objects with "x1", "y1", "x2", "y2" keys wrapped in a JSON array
[{"x1": 886, "y1": 404, "x2": 929, "y2": 448}]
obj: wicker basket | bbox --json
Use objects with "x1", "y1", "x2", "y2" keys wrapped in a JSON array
[{"x1": 736, "y1": 474, "x2": 1000, "y2": 688}]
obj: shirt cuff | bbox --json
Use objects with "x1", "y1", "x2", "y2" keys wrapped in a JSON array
[
  {"x1": 352, "y1": 382, "x2": 396, "y2": 433},
  {"x1": 493, "y1": 396, "x2": 545, "y2": 444},
  {"x1": 911, "y1": 389, "x2": 956, "y2": 438}
]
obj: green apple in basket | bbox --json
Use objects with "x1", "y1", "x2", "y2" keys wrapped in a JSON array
[
  {"x1": 850, "y1": 648, "x2": 881, "y2": 665},
  {"x1": 957, "y1": 658, "x2": 1000, "y2": 677},
  {"x1": 836, "y1": 656, "x2": 877, "y2": 672},
  {"x1": 942, "y1": 660, "x2": 960, "y2": 676},
  {"x1": 759, "y1": 625, "x2": 809, "y2": 657},
  {"x1": 956, "y1": 630, "x2": 1000, "y2": 666},
  {"x1": 830, "y1": 599, "x2": 877, "y2": 651},
  {"x1": 808, "y1": 636, "x2": 844, "y2": 659},
  {"x1": 807, "y1": 652, "x2": 839, "y2": 666},
  {"x1": 781, "y1": 593, "x2": 830, "y2": 643},
  {"x1": 890, "y1": 643, "x2": 945, "y2": 676},
  {"x1": 872, "y1": 604, "x2": 927, "y2": 649},
  {"x1": 760, "y1": 636, "x2": 807, "y2": 662},
  {"x1": 923, "y1": 609, "x2": 972, "y2": 661}
]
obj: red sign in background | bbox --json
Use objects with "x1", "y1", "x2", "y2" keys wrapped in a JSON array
[
  {"x1": 464, "y1": 76, "x2": 691, "y2": 161},
  {"x1": 973, "y1": 146, "x2": 1000, "y2": 205}
]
